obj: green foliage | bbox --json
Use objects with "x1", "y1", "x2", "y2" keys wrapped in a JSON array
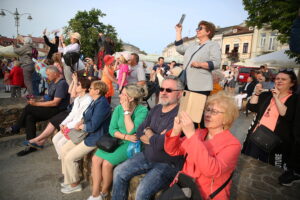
[
  {"x1": 64, "y1": 8, "x2": 123, "y2": 58},
  {"x1": 243, "y1": 0, "x2": 300, "y2": 63}
]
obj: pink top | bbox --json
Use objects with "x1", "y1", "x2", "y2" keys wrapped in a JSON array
[
  {"x1": 165, "y1": 129, "x2": 241, "y2": 200},
  {"x1": 117, "y1": 64, "x2": 129, "y2": 87},
  {"x1": 260, "y1": 94, "x2": 292, "y2": 131}
]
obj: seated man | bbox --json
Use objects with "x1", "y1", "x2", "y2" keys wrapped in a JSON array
[
  {"x1": 8, "y1": 66, "x2": 70, "y2": 156},
  {"x1": 235, "y1": 76, "x2": 257, "y2": 110},
  {"x1": 111, "y1": 76, "x2": 184, "y2": 200}
]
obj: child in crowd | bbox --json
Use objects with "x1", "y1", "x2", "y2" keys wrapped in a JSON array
[
  {"x1": 7, "y1": 61, "x2": 24, "y2": 98},
  {"x1": 52, "y1": 52, "x2": 64, "y2": 79},
  {"x1": 3, "y1": 67, "x2": 11, "y2": 93},
  {"x1": 116, "y1": 54, "x2": 130, "y2": 92}
]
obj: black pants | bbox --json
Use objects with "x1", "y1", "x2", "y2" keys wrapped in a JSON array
[{"x1": 16, "y1": 105, "x2": 61, "y2": 140}]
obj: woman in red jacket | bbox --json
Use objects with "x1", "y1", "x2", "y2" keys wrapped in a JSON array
[{"x1": 164, "y1": 92, "x2": 241, "y2": 200}]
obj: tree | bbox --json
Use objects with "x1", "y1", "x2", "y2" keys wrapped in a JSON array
[
  {"x1": 243, "y1": 0, "x2": 300, "y2": 64},
  {"x1": 64, "y1": 8, "x2": 123, "y2": 58}
]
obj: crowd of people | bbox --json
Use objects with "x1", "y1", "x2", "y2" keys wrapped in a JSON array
[{"x1": 0, "y1": 16, "x2": 299, "y2": 200}]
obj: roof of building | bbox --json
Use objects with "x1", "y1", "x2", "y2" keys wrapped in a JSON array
[{"x1": 223, "y1": 26, "x2": 254, "y2": 37}]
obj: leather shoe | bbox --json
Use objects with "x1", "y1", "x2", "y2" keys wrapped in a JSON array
[{"x1": 17, "y1": 147, "x2": 37, "y2": 157}]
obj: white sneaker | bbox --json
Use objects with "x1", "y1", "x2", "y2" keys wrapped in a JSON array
[
  {"x1": 60, "y1": 182, "x2": 68, "y2": 188},
  {"x1": 87, "y1": 195, "x2": 102, "y2": 200},
  {"x1": 61, "y1": 184, "x2": 82, "y2": 194}
]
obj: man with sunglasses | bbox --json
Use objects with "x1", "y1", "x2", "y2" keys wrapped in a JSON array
[
  {"x1": 175, "y1": 20, "x2": 221, "y2": 96},
  {"x1": 111, "y1": 76, "x2": 184, "y2": 200}
]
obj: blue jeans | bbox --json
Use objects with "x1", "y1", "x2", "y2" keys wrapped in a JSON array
[{"x1": 112, "y1": 152, "x2": 179, "y2": 200}]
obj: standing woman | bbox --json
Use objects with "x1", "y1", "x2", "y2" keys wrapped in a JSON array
[
  {"x1": 101, "y1": 55, "x2": 118, "y2": 104},
  {"x1": 242, "y1": 69, "x2": 298, "y2": 168},
  {"x1": 87, "y1": 84, "x2": 148, "y2": 200},
  {"x1": 14, "y1": 36, "x2": 35, "y2": 95},
  {"x1": 59, "y1": 32, "x2": 85, "y2": 84},
  {"x1": 60, "y1": 80, "x2": 111, "y2": 194}
]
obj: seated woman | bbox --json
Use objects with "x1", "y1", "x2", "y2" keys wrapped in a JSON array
[
  {"x1": 7, "y1": 66, "x2": 70, "y2": 156},
  {"x1": 60, "y1": 80, "x2": 111, "y2": 194},
  {"x1": 87, "y1": 84, "x2": 148, "y2": 200},
  {"x1": 164, "y1": 92, "x2": 241, "y2": 200},
  {"x1": 52, "y1": 77, "x2": 92, "y2": 158},
  {"x1": 242, "y1": 69, "x2": 298, "y2": 168}
]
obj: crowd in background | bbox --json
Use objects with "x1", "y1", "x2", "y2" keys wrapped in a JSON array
[{"x1": 0, "y1": 14, "x2": 299, "y2": 200}]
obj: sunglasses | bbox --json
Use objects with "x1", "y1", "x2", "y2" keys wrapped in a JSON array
[
  {"x1": 195, "y1": 26, "x2": 204, "y2": 31},
  {"x1": 279, "y1": 68, "x2": 293, "y2": 72},
  {"x1": 159, "y1": 87, "x2": 181, "y2": 93}
]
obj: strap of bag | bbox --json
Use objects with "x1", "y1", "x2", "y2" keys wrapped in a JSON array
[
  {"x1": 184, "y1": 44, "x2": 206, "y2": 70},
  {"x1": 208, "y1": 172, "x2": 234, "y2": 200}
]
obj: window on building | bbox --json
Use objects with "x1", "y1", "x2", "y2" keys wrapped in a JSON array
[
  {"x1": 268, "y1": 32, "x2": 276, "y2": 51},
  {"x1": 243, "y1": 43, "x2": 249, "y2": 53},
  {"x1": 225, "y1": 45, "x2": 230, "y2": 53},
  {"x1": 260, "y1": 33, "x2": 266, "y2": 47},
  {"x1": 233, "y1": 43, "x2": 239, "y2": 53}
]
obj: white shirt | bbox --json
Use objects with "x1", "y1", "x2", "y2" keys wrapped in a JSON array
[
  {"x1": 60, "y1": 94, "x2": 93, "y2": 129},
  {"x1": 127, "y1": 64, "x2": 146, "y2": 84}
]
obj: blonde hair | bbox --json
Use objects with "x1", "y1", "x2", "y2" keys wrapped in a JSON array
[
  {"x1": 124, "y1": 84, "x2": 148, "y2": 105},
  {"x1": 206, "y1": 91, "x2": 239, "y2": 130},
  {"x1": 52, "y1": 53, "x2": 63, "y2": 66},
  {"x1": 119, "y1": 55, "x2": 128, "y2": 64},
  {"x1": 91, "y1": 80, "x2": 108, "y2": 96}
]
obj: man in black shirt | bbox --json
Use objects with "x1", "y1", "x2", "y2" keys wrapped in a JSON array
[{"x1": 111, "y1": 76, "x2": 184, "y2": 200}]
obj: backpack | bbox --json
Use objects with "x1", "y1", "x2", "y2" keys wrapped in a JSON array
[
  {"x1": 63, "y1": 52, "x2": 80, "y2": 72},
  {"x1": 32, "y1": 48, "x2": 38, "y2": 59}
]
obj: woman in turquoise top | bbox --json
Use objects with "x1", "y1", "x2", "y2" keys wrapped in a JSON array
[{"x1": 87, "y1": 84, "x2": 148, "y2": 200}]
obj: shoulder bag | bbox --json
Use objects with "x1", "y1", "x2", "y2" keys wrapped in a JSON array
[
  {"x1": 68, "y1": 129, "x2": 88, "y2": 144},
  {"x1": 158, "y1": 172, "x2": 234, "y2": 200},
  {"x1": 178, "y1": 44, "x2": 206, "y2": 87},
  {"x1": 96, "y1": 134, "x2": 121, "y2": 153},
  {"x1": 249, "y1": 124, "x2": 282, "y2": 153},
  {"x1": 249, "y1": 94, "x2": 282, "y2": 153}
]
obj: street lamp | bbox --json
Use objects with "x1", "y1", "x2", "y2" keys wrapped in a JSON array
[{"x1": 0, "y1": 8, "x2": 33, "y2": 36}]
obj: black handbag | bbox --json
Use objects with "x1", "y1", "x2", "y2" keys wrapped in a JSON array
[
  {"x1": 249, "y1": 125, "x2": 282, "y2": 153},
  {"x1": 63, "y1": 52, "x2": 80, "y2": 72},
  {"x1": 96, "y1": 134, "x2": 121, "y2": 153},
  {"x1": 158, "y1": 172, "x2": 233, "y2": 200}
]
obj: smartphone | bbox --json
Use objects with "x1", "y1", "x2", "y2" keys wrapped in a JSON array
[{"x1": 178, "y1": 14, "x2": 186, "y2": 25}]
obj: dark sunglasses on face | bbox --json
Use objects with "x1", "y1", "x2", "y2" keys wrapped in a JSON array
[
  {"x1": 279, "y1": 68, "x2": 293, "y2": 72},
  {"x1": 159, "y1": 87, "x2": 181, "y2": 93},
  {"x1": 195, "y1": 26, "x2": 204, "y2": 31}
]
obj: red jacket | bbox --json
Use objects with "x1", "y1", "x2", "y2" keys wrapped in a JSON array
[
  {"x1": 8, "y1": 66, "x2": 24, "y2": 87},
  {"x1": 164, "y1": 129, "x2": 241, "y2": 200}
]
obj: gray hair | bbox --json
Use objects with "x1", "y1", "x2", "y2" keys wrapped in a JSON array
[
  {"x1": 46, "y1": 65, "x2": 60, "y2": 73},
  {"x1": 162, "y1": 75, "x2": 184, "y2": 90},
  {"x1": 23, "y1": 37, "x2": 32, "y2": 44}
]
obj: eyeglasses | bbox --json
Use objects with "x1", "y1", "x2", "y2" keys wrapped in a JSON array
[
  {"x1": 159, "y1": 87, "x2": 181, "y2": 93},
  {"x1": 204, "y1": 107, "x2": 225, "y2": 115},
  {"x1": 195, "y1": 26, "x2": 204, "y2": 31},
  {"x1": 89, "y1": 87, "x2": 94, "y2": 90}
]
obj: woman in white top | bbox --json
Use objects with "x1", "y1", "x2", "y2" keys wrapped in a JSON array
[
  {"x1": 52, "y1": 77, "x2": 93, "y2": 159},
  {"x1": 59, "y1": 32, "x2": 85, "y2": 84}
]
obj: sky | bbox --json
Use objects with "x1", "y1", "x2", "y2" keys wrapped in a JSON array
[{"x1": 0, "y1": 0, "x2": 249, "y2": 54}]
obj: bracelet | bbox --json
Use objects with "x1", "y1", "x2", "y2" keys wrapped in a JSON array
[{"x1": 123, "y1": 134, "x2": 126, "y2": 140}]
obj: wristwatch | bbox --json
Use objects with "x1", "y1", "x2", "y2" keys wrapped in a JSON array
[{"x1": 124, "y1": 111, "x2": 131, "y2": 115}]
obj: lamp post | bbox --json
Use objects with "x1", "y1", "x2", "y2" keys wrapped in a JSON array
[{"x1": 0, "y1": 8, "x2": 33, "y2": 36}]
